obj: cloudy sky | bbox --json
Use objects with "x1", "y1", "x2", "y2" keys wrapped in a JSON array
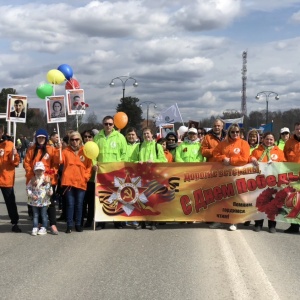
[{"x1": 1, "y1": 0, "x2": 300, "y2": 124}]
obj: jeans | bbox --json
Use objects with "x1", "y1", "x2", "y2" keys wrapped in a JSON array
[
  {"x1": 65, "y1": 187, "x2": 85, "y2": 227},
  {"x1": 0, "y1": 187, "x2": 19, "y2": 224},
  {"x1": 32, "y1": 206, "x2": 48, "y2": 228}
]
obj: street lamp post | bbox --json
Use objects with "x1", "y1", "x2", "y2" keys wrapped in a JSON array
[
  {"x1": 255, "y1": 91, "x2": 279, "y2": 124},
  {"x1": 109, "y1": 76, "x2": 138, "y2": 99},
  {"x1": 139, "y1": 101, "x2": 157, "y2": 127}
]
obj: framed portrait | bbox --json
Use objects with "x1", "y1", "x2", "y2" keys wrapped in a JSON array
[
  {"x1": 66, "y1": 89, "x2": 86, "y2": 115},
  {"x1": 6, "y1": 94, "x2": 27, "y2": 123},
  {"x1": 159, "y1": 124, "x2": 175, "y2": 138},
  {"x1": 45, "y1": 95, "x2": 67, "y2": 123},
  {"x1": 188, "y1": 120, "x2": 199, "y2": 129}
]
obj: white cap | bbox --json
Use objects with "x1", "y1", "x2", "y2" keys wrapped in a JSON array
[
  {"x1": 188, "y1": 127, "x2": 198, "y2": 134},
  {"x1": 280, "y1": 127, "x2": 290, "y2": 134},
  {"x1": 34, "y1": 161, "x2": 45, "y2": 172}
]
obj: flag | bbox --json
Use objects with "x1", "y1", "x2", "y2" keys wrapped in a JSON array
[
  {"x1": 258, "y1": 123, "x2": 273, "y2": 133},
  {"x1": 221, "y1": 116, "x2": 244, "y2": 129},
  {"x1": 156, "y1": 103, "x2": 183, "y2": 125}
]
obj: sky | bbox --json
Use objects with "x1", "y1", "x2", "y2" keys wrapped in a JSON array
[{"x1": 1, "y1": 0, "x2": 300, "y2": 124}]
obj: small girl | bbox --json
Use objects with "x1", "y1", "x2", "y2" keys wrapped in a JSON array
[{"x1": 27, "y1": 162, "x2": 53, "y2": 236}]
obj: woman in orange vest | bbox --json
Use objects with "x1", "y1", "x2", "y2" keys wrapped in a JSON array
[
  {"x1": 61, "y1": 131, "x2": 92, "y2": 233},
  {"x1": 24, "y1": 129, "x2": 60, "y2": 234},
  {"x1": 212, "y1": 123, "x2": 250, "y2": 231},
  {"x1": 250, "y1": 132, "x2": 286, "y2": 233}
]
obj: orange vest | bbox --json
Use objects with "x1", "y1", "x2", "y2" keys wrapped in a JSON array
[
  {"x1": 24, "y1": 145, "x2": 59, "y2": 184},
  {"x1": 212, "y1": 137, "x2": 250, "y2": 166},
  {"x1": 0, "y1": 140, "x2": 20, "y2": 187},
  {"x1": 284, "y1": 136, "x2": 300, "y2": 162},
  {"x1": 201, "y1": 133, "x2": 223, "y2": 162},
  {"x1": 61, "y1": 146, "x2": 92, "y2": 190},
  {"x1": 250, "y1": 145, "x2": 286, "y2": 162}
]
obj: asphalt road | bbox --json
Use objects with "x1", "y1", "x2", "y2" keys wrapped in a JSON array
[{"x1": 0, "y1": 168, "x2": 299, "y2": 300}]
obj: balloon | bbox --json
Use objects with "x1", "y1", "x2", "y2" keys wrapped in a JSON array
[
  {"x1": 65, "y1": 78, "x2": 80, "y2": 90},
  {"x1": 83, "y1": 141, "x2": 99, "y2": 160},
  {"x1": 114, "y1": 112, "x2": 128, "y2": 129},
  {"x1": 58, "y1": 64, "x2": 73, "y2": 80},
  {"x1": 178, "y1": 126, "x2": 188, "y2": 136},
  {"x1": 36, "y1": 83, "x2": 53, "y2": 99},
  {"x1": 46, "y1": 69, "x2": 65, "y2": 84}
]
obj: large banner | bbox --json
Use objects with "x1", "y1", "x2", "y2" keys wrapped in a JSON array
[{"x1": 95, "y1": 162, "x2": 300, "y2": 224}]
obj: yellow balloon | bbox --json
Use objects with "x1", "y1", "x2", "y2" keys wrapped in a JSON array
[
  {"x1": 83, "y1": 141, "x2": 99, "y2": 160},
  {"x1": 46, "y1": 69, "x2": 66, "y2": 84}
]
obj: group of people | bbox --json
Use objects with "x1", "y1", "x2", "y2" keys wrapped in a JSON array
[{"x1": 0, "y1": 115, "x2": 299, "y2": 235}]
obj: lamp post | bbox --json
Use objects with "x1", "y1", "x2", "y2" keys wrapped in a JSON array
[
  {"x1": 139, "y1": 101, "x2": 157, "y2": 127},
  {"x1": 109, "y1": 76, "x2": 138, "y2": 100},
  {"x1": 255, "y1": 91, "x2": 279, "y2": 124}
]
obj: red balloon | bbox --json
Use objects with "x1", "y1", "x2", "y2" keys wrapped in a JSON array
[{"x1": 65, "y1": 78, "x2": 80, "y2": 90}]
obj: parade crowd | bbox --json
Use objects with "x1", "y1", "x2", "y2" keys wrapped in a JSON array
[{"x1": 0, "y1": 116, "x2": 299, "y2": 235}]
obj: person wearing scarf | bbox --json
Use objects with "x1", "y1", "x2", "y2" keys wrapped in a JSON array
[
  {"x1": 24, "y1": 128, "x2": 60, "y2": 235},
  {"x1": 247, "y1": 129, "x2": 260, "y2": 154},
  {"x1": 61, "y1": 131, "x2": 92, "y2": 233},
  {"x1": 250, "y1": 132, "x2": 286, "y2": 233},
  {"x1": 211, "y1": 123, "x2": 250, "y2": 231},
  {"x1": 175, "y1": 128, "x2": 204, "y2": 162},
  {"x1": 165, "y1": 132, "x2": 178, "y2": 162}
]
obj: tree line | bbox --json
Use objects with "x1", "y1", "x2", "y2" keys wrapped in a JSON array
[{"x1": 0, "y1": 87, "x2": 297, "y2": 140}]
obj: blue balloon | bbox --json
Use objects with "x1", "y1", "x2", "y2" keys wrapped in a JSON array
[{"x1": 57, "y1": 64, "x2": 73, "y2": 80}]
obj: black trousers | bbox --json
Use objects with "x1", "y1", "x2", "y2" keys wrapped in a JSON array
[
  {"x1": 255, "y1": 219, "x2": 276, "y2": 228},
  {"x1": 1, "y1": 187, "x2": 19, "y2": 224},
  {"x1": 83, "y1": 182, "x2": 95, "y2": 224}
]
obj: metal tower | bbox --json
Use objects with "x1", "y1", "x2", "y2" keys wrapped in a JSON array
[{"x1": 241, "y1": 51, "x2": 247, "y2": 116}]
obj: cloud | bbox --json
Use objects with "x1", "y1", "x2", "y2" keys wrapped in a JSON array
[
  {"x1": 172, "y1": 0, "x2": 241, "y2": 31},
  {"x1": 0, "y1": 0, "x2": 300, "y2": 123}
]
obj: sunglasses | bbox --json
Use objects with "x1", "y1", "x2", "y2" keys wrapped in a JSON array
[
  {"x1": 230, "y1": 131, "x2": 240, "y2": 134},
  {"x1": 104, "y1": 122, "x2": 113, "y2": 126},
  {"x1": 84, "y1": 135, "x2": 92, "y2": 138},
  {"x1": 70, "y1": 138, "x2": 80, "y2": 142}
]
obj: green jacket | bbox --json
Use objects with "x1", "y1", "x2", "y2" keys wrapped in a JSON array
[
  {"x1": 276, "y1": 139, "x2": 285, "y2": 151},
  {"x1": 94, "y1": 129, "x2": 127, "y2": 162},
  {"x1": 175, "y1": 141, "x2": 204, "y2": 162},
  {"x1": 124, "y1": 142, "x2": 140, "y2": 162},
  {"x1": 132, "y1": 140, "x2": 167, "y2": 162}
]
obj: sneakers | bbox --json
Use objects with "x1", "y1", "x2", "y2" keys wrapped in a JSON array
[
  {"x1": 253, "y1": 226, "x2": 261, "y2": 232},
  {"x1": 229, "y1": 224, "x2": 237, "y2": 231},
  {"x1": 37, "y1": 227, "x2": 47, "y2": 235},
  {"x1": 31, "y1": 227, "x2": 38, "y2": 236},
  {"x1": 50, "y1": 225, "x2": 59, "y2": 235},
  {"x1": 269, "y1": 227, "x2": 276, "y2": 234},
  {"x1": 65, "y1": 227, "x2": 72, "y2": 233},
  {"x1": 75, "y1": 225, "x2": 83, "y2": 232},
  {"x1": 209, "y1": 222, "x2": 224, "y2": 229},
  {"x1": 12, "y1": 224, "x2": 22, "y2": 233}
]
